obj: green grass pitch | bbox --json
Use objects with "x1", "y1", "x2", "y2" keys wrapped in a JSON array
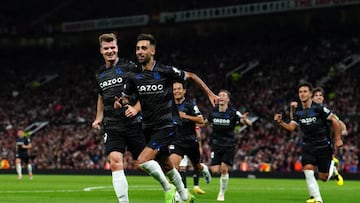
[{"x1": 1, "y1": 174, "x2": 359, "y2": 203}]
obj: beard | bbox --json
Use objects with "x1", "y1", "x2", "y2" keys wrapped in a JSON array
[{"x1": 138, "y1": 55, "x2": 151, "y2": 66}]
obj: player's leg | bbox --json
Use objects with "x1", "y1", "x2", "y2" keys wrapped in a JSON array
[
  {"x1": 15, "y1": 157, "x2": 22, "y2": 180},
  {"x1": 304, "y1": 165, "x2": 322, "y2": 203},
  {"x1": 217, "y1": 162, "x2": 230, "y2": 201},
  {"x1": 318, "y1": 147, "x2": 343, "y2": 186},
  {"x1": 179, "y1": 155, "x2": 188, "y2": 189},
  {"x1": 212, "y1": 148, "x2": 234, "y2": 201},
  {"x1": 138, "y1": 147, "x2": 173, "y2": 190},
  {"x1": 105, "y1": 128, "x2": 129, "y2": 203},
  {"x1": 302, "y1": 147, "x2": 323, "y2": 203},
  {"x1": 160, "y1": 155, "x2": 192, "y2": 202},
  {"x1": 189, "y1": 144, "x2": 211, "y2": 185},
  {"x1": 108, "y1": 151, "x2": 129, "y2": 203},
  {"x1": 26, "y1": 158, "x2": 33, "y2": 180}
]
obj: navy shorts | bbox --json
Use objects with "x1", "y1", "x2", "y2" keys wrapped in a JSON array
[
  {"x1": 210, "y1": 147, "x2": 235, "y2": 166},
  {"x1": 169, "y1": 141, "x2": 201, "y2": 165},
  {"x1": 143, "y1": 127, "x2": 175, "y2": 156},
  {"x1": 302, "y1": 144, "x2": 333, "y2": 173},
  {"x1": 103, "y1": 123, "x2": 145, "y2": 160},
  {"x1": 16, "y1": 153, "x2": 30, "y2": 164}
]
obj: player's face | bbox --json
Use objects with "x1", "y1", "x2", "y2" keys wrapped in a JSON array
[
  {"x1": 136, "y1": 40, "x2": 155, "y2": 65},
  {"x1": 17, "y1": 130, "x2": 24, "y2": 138},
  {"x1": 218, "y1": 91, "x2": 229, "y2": 105},
  {"x1": 298, "y1": 86, "x2": 312, "y2": 103},
  {"x1": 100, "y1": 40, "x2": 118, "y2": 63},
  {"x1": 312, "y1": 91, "x2": 324, "y2": 104},
  {"x1": 173, "y1": 82, "x2": 185, "y2": 100}
]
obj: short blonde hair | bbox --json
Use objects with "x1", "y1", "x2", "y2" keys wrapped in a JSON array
[{"x1": 98, "y1": 33, "x2": 117, "y2": 46}]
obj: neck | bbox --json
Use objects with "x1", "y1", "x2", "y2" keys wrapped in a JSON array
[
  {"x1": 302, "y1": 99, "x2": 312, "y2": 108},
  {"x1": 219, "y1": 103, "x2": 228, "y2": 112},
  {"x1": 175, "y1": 97, "x2": 185, "y2": 104},
  {"x1": 106, "y1": 57, "x2": 119, "y2": 68},
  {"x1": 142, "y1": 59, "x2": 155, "y2": 71}
]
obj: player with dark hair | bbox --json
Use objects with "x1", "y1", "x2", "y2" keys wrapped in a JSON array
[
  {"x1": 274, "y1": 81, "x2": 343, "y2": 203},
  {"x1": 170, "y1": 81, "x2": 211, "y2": 201},
  {"x1": 92, "y1": 33, "x2": 145, "y2": 203},
  {"x1": 15, "y1": 129, "x2": 33, "y2": 180},
  {"x1": 116, "y1": 33, "x2": 218, "y2": 203},
  {"x1": 312, "y1": 87, "x2": 348, "y2": 137},
  {"x1": 290, "y1": 86, "x2": 346, "y2": 187},
  {"x1": 206, "y1": 89, "x2": 252, "y2": 201}
]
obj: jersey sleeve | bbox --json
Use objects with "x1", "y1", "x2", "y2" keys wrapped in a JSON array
[
  {"x1": 167, "y1": 66, "x2": 186, "y2": 81},
  {"x1": 321, "y1": 106, "x2": 333, "y2": 120},
  {"x1": 192, "y1": 101, "x2": 203, "y2": 117}
]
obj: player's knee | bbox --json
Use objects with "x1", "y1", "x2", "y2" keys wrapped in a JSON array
[
  {"x1": 318, "y1": 173, "x2": 328, "y2": 181},
  {"x1": 110, "y1": 161, "x2": 124, "y2": 171}
]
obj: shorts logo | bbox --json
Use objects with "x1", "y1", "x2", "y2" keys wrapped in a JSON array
[{"x1": 103, "y1": 133, "x2": 108, "y2": 143}]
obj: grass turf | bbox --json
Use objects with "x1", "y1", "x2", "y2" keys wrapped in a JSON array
[{"x1": 1, "y1": 174, "x2": 359, "y2": 203}]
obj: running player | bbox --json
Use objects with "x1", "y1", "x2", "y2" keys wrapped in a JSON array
[
  {"x1": 15, "y1": 129, "x2": 33, "y2": 180},
  {"x1": 116, "y1": 33, "x2": 218, "y2": 203},
  {"x1": 206, "y1": 89, "x2": 252, "y2": 201},
  {"x1": 92, "y1": 33, "x2": 145, "y2": 203},
  {"x1": 170, "y1": 81, "x2": 211, "y2": 200},
  {"x1": 290, "y1": 86, "x2": 346, "y2": 186},
  {"x1": 178, "y1": 126, "x2": 207, "y2": 195},
  {"x1": 274, "y1": 81, "x2": 343, "y2": 203}
]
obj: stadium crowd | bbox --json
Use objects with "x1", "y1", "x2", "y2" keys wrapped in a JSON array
[{"x1": 1, "y1": 19, "x2": 359, "y2": 174}]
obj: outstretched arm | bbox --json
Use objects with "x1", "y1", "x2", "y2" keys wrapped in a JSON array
[{"x1": 185, "y1": 71, "x2": 218, "y2": 107}]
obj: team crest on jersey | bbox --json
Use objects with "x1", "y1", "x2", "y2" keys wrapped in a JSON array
[
  {"x1": 153, "y1": 72, "x2": 160, "y2": 80},
  {"x1": 116, "y1": 67, "x2": 123, "y2": 74}
]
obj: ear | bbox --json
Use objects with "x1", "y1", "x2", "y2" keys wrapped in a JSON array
[{"x1": 150, "y1": 46, "x2": 156, "y2": 56}]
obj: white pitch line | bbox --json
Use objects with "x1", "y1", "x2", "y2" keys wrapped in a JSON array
[{"x1": 83, "y1": 186, "x2": 112, "y2": 191}]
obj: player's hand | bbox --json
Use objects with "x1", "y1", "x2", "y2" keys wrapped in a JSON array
[
  {"x1": 114, "y1": 96, "x2": 123, "y2": 109},
  {"x1": 92, "y1": 120, "x2": 101, "y2": 130},
  {"x1": 178, "y1": 111, "x2": 186, "y2": 118},
  {"x1": 241, "y1": 112, "x2": 249, "y2": 120},
  {"x1": 290, "y1": 101, "x2": 298, "y2": 108},
  {"x1": 209, "y1": 93, "x2": 219, "y2": 107},
  {"x1": 274, "y1": 114, "x2": 282, "y2": 123},
  {"x1": 124, "y1": 105, "x2": 138, "y2": 118}
]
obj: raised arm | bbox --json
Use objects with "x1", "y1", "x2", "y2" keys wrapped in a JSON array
[
  {"x1": 274, "y1": 113, "x2": 297, "y2": 132},
  {"x1": 185, "y1": 71, "x2": 219, "y2": 107}
]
